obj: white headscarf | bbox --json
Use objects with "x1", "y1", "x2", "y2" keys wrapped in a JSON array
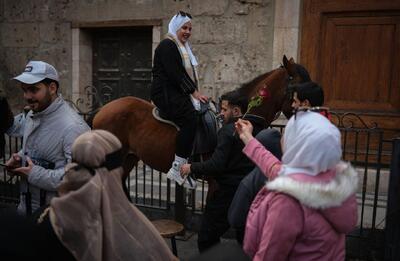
[
  {"x1": 168, "y1": 13, "x2": 198, "y2": 66},
  {"x1": 280, "y1": 112, "x2": 342, "y2": 176}
]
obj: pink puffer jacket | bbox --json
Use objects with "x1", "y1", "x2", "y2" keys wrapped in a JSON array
[{"x1": 242, "y1": 138, "x2": 358, "y2": 261}]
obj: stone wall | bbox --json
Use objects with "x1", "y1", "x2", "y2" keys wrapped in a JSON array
[{"x1": 0, "y1": 0, "x2": 276, "y2": 111}]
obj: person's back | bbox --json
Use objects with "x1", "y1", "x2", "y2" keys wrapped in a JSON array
[
  {"x1": 244, "y1": 165, "x2": 357, "y2": 260},
  {"x1": 228, "y1": 128, "x2": 282, "y2": 244},
  {"x1": 48, "y1": 130, "x2": 177, "y2": 260},
  {"x1": 236, "y1": 112, "x2": 358, "y2": 261}
]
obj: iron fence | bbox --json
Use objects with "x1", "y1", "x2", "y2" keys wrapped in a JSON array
[
  {"x1": 129, "y1": 160, "x2": 209, "y2": 214},
  {"x1": 0, "y1": 136, "x2": 22, "y2": 208},
  {"x1": 385, "y1": 138, "x2": 400, "y2": 261}
]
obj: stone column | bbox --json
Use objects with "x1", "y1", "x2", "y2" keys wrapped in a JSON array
[{"x1": 272, "y1": 0, "x2": 301, "y2": 68}]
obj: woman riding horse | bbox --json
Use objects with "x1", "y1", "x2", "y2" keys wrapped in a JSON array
[
  {"x1": 92, "y1": 56, "x2": 311, "y2": 196},
  {"x1": 151, "y1": 11, "x2": 208, "y2": 189}
]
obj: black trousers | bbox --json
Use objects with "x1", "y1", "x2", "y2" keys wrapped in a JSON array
[
  {"x1": 154, "y1": 94, "x2": 197, "y2": 159},
  {"x1": 174, "y1": 112, "x2": 197, "y2": 158},
  {"x1": 198, "y1": 185, "x2": 238, "y2": 252}
]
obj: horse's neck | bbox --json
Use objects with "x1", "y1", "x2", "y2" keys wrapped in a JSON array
[{"x1": 239, "y1": 69, "x2": 278, "y2": 97}]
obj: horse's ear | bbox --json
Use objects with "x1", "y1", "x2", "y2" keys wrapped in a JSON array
[
  {"x1": 283, "y1": 55, "x2": 289, "y2": 68},
  {"x1": 289, "y1": 57, "x2": 295, "y2": 64}
]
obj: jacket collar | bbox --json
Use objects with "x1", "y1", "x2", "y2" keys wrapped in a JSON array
[{"x1": 266, "y1": 161, "x2": 358, "y2": 209}]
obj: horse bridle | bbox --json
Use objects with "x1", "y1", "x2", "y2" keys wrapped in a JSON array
[{"x1": 280, "y1": 64, "x2": 297, "y2": 98}]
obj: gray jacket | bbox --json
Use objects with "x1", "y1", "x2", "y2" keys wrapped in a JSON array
[
  {"x1": 6, "y1": 112, "x2": 26, "y2": 137},
  {"x1": 17, "y1": 95, "x2": 90, "y2": 214}
]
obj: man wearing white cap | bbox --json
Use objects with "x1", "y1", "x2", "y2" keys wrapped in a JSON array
[{"x1": 5, "y1": 61, "x2": 90, "y2": 215}]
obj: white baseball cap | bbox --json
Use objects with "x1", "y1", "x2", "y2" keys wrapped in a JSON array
[{"x1": 13, "y1": 61, "x2": 59, "y2": 84}]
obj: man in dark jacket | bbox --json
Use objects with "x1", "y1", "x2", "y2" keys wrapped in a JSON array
[{"x1": 181, "y1": 90, "x2": 265, "y2": 252}]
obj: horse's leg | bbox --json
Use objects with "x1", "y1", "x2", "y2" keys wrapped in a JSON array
[{"x1": 122, "y1": 153, "x2": 139, "y2": 201}]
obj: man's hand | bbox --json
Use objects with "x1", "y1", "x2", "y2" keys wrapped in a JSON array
[
  {"x1": 8, "y1": 156, "x2": 33, "y2": 177},
  {"x1": 6, "y1": 153, "x2": 22, "y2": 170},
  {"x1": 235, "y1": 119, "x2": 254, "y2": 145},
  {"x1": 180, "y1": 163, "x2": 191, "y2": 177}
]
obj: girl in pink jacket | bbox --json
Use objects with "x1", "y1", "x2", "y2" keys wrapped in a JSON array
[{"x1": 235, "y1": 111, "x2": 358, "y2": 261}]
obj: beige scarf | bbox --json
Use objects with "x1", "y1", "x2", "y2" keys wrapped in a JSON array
[
  {"x1": 167, "y1": 34, "x2": 199, "y2": 85},
  {"x1": 49, "y1": 166, "x2": 177, "y2": 261}
]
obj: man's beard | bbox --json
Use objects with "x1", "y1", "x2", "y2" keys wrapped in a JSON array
[{"x1": 27, "y1": 90, "x2": 53, "y2": 113}]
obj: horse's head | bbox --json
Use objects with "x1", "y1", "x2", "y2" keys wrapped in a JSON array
[
  {"x1": 280, "y1": 55, "x2": 311, "y2": 119},
  {"x1": 238, "y1": 55, "x2": 311, "y2": 126}
]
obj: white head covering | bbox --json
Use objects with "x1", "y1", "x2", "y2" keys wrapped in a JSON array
[
  {"x1": 168, "y1": 13, "x2": 198, "y2": 66},
  {"x1": 280, "y1": 111, "x2": 342, "y2": 176}
]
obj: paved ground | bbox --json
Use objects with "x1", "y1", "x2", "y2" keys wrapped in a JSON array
[{"x1": 162, "y1": 232, "x2": 238, "y2": 261}]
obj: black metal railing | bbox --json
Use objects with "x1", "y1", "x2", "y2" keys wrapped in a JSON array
[
  {"x1": 0, "y1": 136, "x2": 22, "y2": 208},
  {"x1": 384, "y1": 138, "x2": 400, "y2": 261}
]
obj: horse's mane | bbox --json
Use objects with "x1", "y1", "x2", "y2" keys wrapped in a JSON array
[
  {"x1": 238, "y1": 63, "x2": 311, "y2": 97},
  {"x1": 237, "y1": 70, "x2": 276, "y2": 96},
  {"x1": 295, "y1": 64, "x2": 311, "y2": 82}
]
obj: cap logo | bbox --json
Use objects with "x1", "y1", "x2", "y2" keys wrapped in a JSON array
[{"x1": 25, "y1": 66, "x2": 33, "y2": 72}]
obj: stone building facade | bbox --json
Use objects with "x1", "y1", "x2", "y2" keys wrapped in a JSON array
[{"x1": 0, "y1": 0, "x2": 300, "y2": 111}]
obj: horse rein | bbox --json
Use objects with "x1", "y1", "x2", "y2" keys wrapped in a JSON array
[{"x1": 279, "y1": 64, "x2": 297, "y2": 98}]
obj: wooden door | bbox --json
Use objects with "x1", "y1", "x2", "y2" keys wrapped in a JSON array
[
  {"x1": 92, "y1": 27, "x2": 152, "y2": 103},
  {"x1": 300, "y1": 0, "x2": 400, "y2": 140}
]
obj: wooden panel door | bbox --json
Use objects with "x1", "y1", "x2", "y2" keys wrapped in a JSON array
[
  {"x1": 92, "y1": 27, "x2": 152, "y2": 103},
  {"x1": 300, "y1": 0, "x2": 400, "y2": 139}
]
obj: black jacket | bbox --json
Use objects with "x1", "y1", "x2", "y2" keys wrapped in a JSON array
[
  {"x1": 151, "y1": 38, "x2": 197, "y2": 119},
  {"x1": 0, "y1": 208, "x2": 74, "y2": 261},
  {"x1": 190, "y1": 115, "x2": 265, "y2": 187}
]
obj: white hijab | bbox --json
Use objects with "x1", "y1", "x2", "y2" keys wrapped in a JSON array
[
  {"x1": 280, "y1": 111, "x2": 342, "y2": 176},
  {"x1": 168, "y1": 13, "x2": 198, "y2": 66}
]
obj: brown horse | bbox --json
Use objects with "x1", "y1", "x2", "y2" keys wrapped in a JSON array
[{"x1": 93, "y1": 56, "x2": 310, "y2": 181}]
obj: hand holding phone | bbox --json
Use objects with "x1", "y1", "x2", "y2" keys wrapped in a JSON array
[{"x1": 4, "y1": 154, "x2": 22, "y2": 170}]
